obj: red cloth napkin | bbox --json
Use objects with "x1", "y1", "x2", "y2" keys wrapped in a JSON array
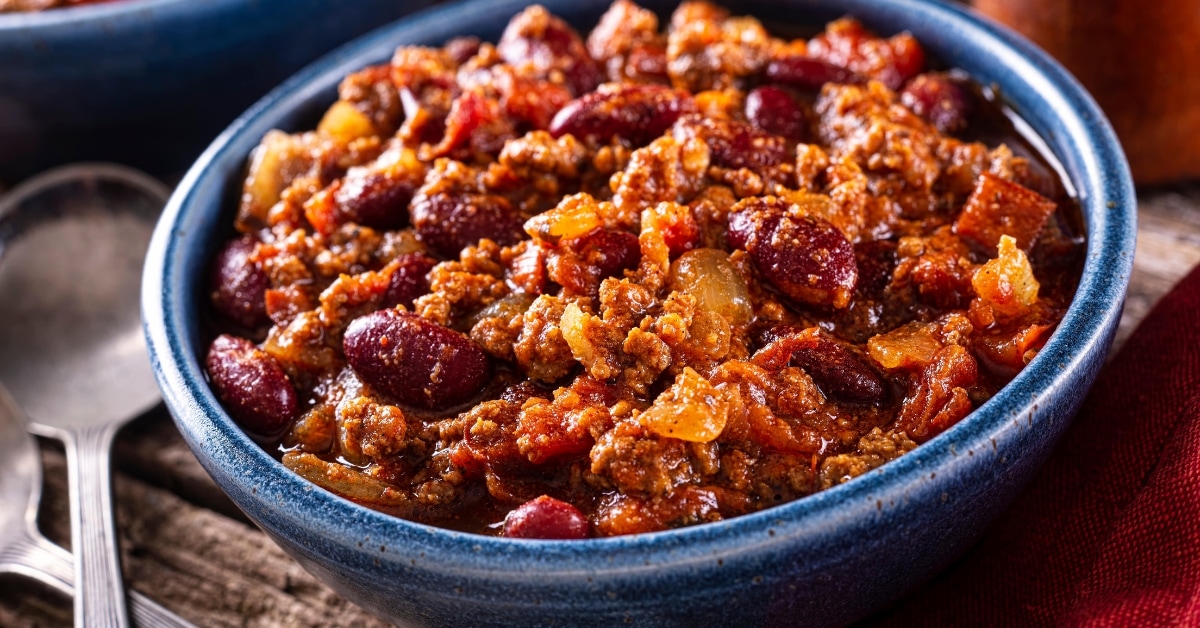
[{"x1": 872, "y1": 262, "x2": 1200, "y2": 626}]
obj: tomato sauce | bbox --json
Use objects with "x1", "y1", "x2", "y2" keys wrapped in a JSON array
[{"x1": 203, "y1": 1, "x2": 1084, "y2": 538}]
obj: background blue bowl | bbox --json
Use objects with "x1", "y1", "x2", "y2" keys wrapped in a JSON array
[
  {"x1": 0, "y1": 0, "x2": 434, "y2": 185},
  {"x1": 143, "y1": 0, "x2": 1136, "y2": 625}
]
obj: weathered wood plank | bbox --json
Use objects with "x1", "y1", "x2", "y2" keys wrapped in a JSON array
[
  {"x1": 113, "y1": 412, "x2": 251, "y2": 525},
  {"x1": 1114, "y1": 185, "x2": 1200, "y2": 351},
  {"x1": 0, "y1": 577, "x2": 72, "y2": 627},
  {"x1": 20, "y1": 438, "x2": 388, "y2": 627}
]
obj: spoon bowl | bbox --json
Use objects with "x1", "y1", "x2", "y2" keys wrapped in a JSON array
[{"x1": 0, "y1": 163, "x2": 169, "y2": 627}]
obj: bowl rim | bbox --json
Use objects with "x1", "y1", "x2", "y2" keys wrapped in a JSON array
[{"x1": 142, "y1": 0, "x2": 1135, "y2": 577}]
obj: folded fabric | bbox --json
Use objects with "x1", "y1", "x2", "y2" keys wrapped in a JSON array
[{"x1": 872, "y1": 262, "x2": 1200, "y2": 626}]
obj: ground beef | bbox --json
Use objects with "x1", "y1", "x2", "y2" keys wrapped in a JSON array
[{"x1": 204, "y1": 1, "x2": 1084, "y2": 538}]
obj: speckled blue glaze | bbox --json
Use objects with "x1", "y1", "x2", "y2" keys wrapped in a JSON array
[
  {"x1": 141, "y1": 0, "x2": 1136, "y2": 625},
  {"x1": 0, "y1": 0, "x2": 433, "y2": 182}
]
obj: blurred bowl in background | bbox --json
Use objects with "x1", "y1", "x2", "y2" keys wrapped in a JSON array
[
  {"x1": 0, "y1": 0, "x2": 434, "y2": 184},
  {"x1": 972, "y1": 0, "x2": 1200, "y2": 185}
]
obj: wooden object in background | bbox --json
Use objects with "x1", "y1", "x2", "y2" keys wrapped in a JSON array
[{"x1": 973, "y1": 0, "x2": 1200, "y2": 185}]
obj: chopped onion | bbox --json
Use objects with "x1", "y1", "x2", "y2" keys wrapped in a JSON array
[
  {"x1": 972, "y1": 234, "x2": 1040, "y2": 318},
  {"x1": 639, "y1": 367, "x2": 730, "y2": 443},
  {"x1": 668, "y1": 248, "x2": 753, "y2": 325}
]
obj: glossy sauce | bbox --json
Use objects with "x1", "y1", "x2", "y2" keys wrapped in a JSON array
[{"x1": 202, "y1": 1, "x2": 1085, "y2": 538}]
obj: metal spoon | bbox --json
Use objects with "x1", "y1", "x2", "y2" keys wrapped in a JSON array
[
  {"x1": 0, "y1": 382, "x2": 191, "y2": 627},
  {"x1": 0, "y1": 164, "x2": 168, "y2": 628}
]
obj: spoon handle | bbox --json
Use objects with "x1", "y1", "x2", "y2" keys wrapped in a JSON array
[
  {"x1": 0, "y1": 531, "x2": 194, "y2": 627},
  {"x1": 0, "y1": 531, "x2": 73, "y2": 593},
  {"x1": 65, "y1": 423, "x2": 130, "y2": 628}
]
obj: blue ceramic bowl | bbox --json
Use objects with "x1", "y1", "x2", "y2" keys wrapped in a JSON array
[
  {"x1": 0, "y1": 0, "x2": 433, "y2": 184},
  {"x1": 142, "y1": 0, "x2": 1136, "y2": 625}
]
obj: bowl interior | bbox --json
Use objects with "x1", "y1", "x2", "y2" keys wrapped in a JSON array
[{"x1": 143, "y1": 0, "x2": 1135, "y2": 624}]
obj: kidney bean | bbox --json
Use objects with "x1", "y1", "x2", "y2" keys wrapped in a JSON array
[
  {"x1": 205, "y1": 334, "x2": 297, "y2": 437},
  {"x1": 672, "y1": 115, "x2": 790, "y2": 170},
  {"x1": 726, "y1": 207, "x2": 754, "y2": 252},
  {"x1": 503, "y1": 495, "x2": 590, "y2": 539},
  {"x1": 752, "y1": 327, "x2": 885, "y2": 404},
  {"x1": 410, "y1": 191, "x2": 525, "y2": 258},
  {"x1": 498, "y1": 5, "x2": 600, "y2": 96},
  {"x1": 728, "y1": 197, "x2": 857, "y2": 309},
  {"x1": 854, "y1": 239, "x2": 898, "y2": 299},
  {"x1": 745, "y1": 86, "x2": 807, "y2": 141},
  {"x1": 791, "y1": 332, "x2": 885, "y2": 404},
  {"x1": 549, "y1": 228, "x2": 641, "y2": 295},
  {"x1": 343, "y1": 309, "x2": 491, "y2": 409},
  {"x1": 575, "y1": 228, "x2": 641, "y2": 279},
  {"x1": 900, "y1": 73, "x2": 973, "y2": 134},
  {"x1": 549, "y1": 84, "x2": 696, "y2": 146},
  {"x1": 381, "y1": 253, "x2": 437, "y2": 309},
  {"x1": 764, "y1": 54, "x2": 862, "y2": 90},
  {"x1": 332, "y1": 165, "x2": 418, "y2": 231},
  {"x1": 210, "y1": 235, "x2": 270, "y2": 330}
]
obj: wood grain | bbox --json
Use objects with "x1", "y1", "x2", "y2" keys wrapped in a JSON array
[
  {"x1": 3, "y1": 187, "x2": 1199, "y2": 626},
  {"x1": 1114, "y1": 184, "x2": 1200, "y2": 351},
  {"x1": 7, "y1": 431, "x2": 388, "y2": 628}
]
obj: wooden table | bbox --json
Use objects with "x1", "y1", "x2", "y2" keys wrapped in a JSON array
[{"x1": 3, "y1": 185, "x2": 1199, "y2": 627}]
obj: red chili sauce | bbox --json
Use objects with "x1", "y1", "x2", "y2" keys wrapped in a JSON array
[{"x1": 203, "y1": 1, "x2": 1084, "y2": 539}]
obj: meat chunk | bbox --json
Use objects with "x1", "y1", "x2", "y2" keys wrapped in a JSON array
[
  {"x1": 205, "y1": 2, "x2": 1083, "y2": 540},
  {"x1": 665, "y1": 1, "x2": 773, "y2": 92},
  {"x1": 514, "y1": 295, "x2": 579, "y2": 383},
  {"x1": 955, "y1": 172, "x2": 1057, "y2": 252}
]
